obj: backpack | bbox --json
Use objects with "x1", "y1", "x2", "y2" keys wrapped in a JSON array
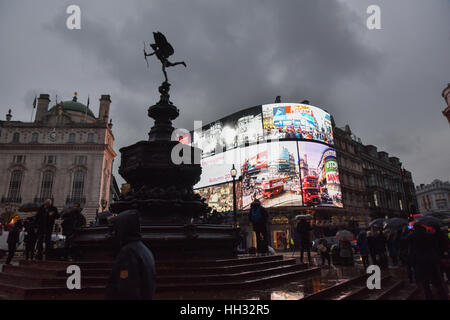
[{"x1": 251, "y1": 206, "x2": 263, "y2": 224}]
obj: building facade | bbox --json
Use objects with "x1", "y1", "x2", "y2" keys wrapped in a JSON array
[
  {"x1": 0, "y1": 93, "x2": 116, "y2": 222},
  {"x1": 416, "y1": 180, "x2": 450, "y2": 215},
  {"x1": 334, "y1": 124, "x2": 418, "y2": 222}
]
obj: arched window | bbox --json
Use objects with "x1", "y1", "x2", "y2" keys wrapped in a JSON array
[
  {"x1": 7, "y1": 170, "x2": 23, "y2": 202},
  {"x1": 39, "y1": 171, "x2": 54, "y2": 200},
  {"x1": 12, "y1": 132, "x2": 20, "y2": 143},
  {"x1": 87, "y1": 133, "x2": 94, "y2": 143},
  {"x1": 31, "y1": 132, "x2": 39, "y2": 143},
  {"x1": 71, "y1": 170, "x2": 85, "y2": 201},
  {"x1": 68, "y1": 133, "x2": 76, "y2": 143}
]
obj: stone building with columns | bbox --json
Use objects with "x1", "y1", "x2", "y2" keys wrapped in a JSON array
[{"x1": 0, "y1": 93, "x2": 117, "y2": 222}]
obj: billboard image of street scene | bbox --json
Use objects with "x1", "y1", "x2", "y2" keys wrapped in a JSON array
[
  {"x1": 263, "y1": 103, "x2": 334, "y2": 145},
  {"x1": 194, "y1": 148, "x2": 241, "y2": 189},
  {"x1": 298, "y1": 141, "x2": 343, "y2": 208},
  {"x1": 194, "y1": 181, "x2": 242, "y2": 213},
  {"x1": 240, "y1": 141, "x2": 303, "y2": 209},
  {"x1": 193, "y1": 106, "x2": 263, "y2": 158}
]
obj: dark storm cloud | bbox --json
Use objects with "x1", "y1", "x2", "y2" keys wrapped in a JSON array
[{"x1": 1, "y1": 0, "x2": 448, "y2": 186}]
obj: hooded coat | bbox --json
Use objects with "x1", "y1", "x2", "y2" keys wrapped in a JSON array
[{"x1": 105, "y1": 210, "x2": 156, "y2": 300}]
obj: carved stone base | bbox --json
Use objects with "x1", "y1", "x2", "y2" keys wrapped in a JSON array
[{"x1": 72, "y1": 224, "x2": 241, "y2": 261}]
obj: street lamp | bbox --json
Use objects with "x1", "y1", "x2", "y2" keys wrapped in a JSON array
[{"x1": 231, "y1": 164, "x2": 237, "y2": 227}]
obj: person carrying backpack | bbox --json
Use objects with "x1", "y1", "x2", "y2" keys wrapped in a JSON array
[{"x1": 248, "y1": 199, "x2": 269, "y2": 255}]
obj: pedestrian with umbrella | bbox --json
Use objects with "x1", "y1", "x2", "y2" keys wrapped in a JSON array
[
  {"x1": 408, "y1": 223, "x2": 448, "y2": 300},
  {"x1": 336, "y1": 230, "x2": 354, "y2": 266}
]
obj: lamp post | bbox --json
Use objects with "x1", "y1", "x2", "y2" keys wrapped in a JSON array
[{"x1": 231, "y1": 164, "x2": 237, "y2": 227}]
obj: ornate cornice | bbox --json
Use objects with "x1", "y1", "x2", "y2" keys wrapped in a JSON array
[{"x1": 0, "y1": 143, "x2": 111, "y2": 152}]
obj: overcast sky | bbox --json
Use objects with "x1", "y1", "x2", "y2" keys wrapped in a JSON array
[{"x1": 1, "y1": 0, "x2": 449, "y2": 186}]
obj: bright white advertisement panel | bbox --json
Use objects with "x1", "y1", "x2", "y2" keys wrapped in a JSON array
[{"x1": 194, "y1": 148, "x2": 241, "y2": 189}]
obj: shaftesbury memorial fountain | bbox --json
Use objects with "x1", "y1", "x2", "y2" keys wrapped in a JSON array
[{"x1": 73, "y1": 32, "x2": 240, "y2": 260}]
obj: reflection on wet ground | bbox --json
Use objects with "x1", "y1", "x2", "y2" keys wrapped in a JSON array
[{"x1": 156, "y1": 263, "x2": 366, "y2": 300}]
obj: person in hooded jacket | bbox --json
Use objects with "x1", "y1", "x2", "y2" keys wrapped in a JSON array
[
  {"x1": 248, "y1": 199, "x2": 269, "y2": 255},
  {"x1": 105, "y1": 210, "x2": 156, "y2": 300}
]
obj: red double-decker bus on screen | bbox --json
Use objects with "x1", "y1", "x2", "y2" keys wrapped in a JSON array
[
  {"x1": 302, "y1": 176, "x2": 321, "y2": 205},
  {"x1": 262, "y1": 177, "x2": 284, "y2": 198}
]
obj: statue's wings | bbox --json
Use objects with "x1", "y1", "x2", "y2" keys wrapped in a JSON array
[{"x1": 153, "y1": 31, "x2": 174, "y2": 58}]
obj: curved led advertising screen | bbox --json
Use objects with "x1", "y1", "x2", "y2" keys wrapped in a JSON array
[
  {"x1": 191, "y1": 103, "x2": 342, "y2": 210},
  {"x1": 262, "y1": 103, "x2": 334, "y2": 145}
]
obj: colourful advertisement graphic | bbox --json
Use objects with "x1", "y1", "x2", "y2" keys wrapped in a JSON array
[
  {"x1": 240, "y1": 142, "x2": 302, "y2": 209},
  {"x1": 298, "y1": 141, "x2": 343, "y2": 208},
  {"x1": 263, "y1": 103, "x2": 334, "y2": 145},
  {"x1": 194, "y1": 181, "x2": 242, "y2": 213}
]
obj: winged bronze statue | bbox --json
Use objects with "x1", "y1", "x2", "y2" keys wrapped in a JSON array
[{"x1": 144, "y1": 32, "x2": 186, "y2": 82}]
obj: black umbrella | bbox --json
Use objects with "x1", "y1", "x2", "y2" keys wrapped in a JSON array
[
  {"x1": 426, "y1": 212, "x2": 450, "y2": 221},
  {"x1": 97, "y1": 211, "x2": 113, "y2": 225},
  {"x1": 369, "y1": 218, "x2": 385, "y2": 228},
  {"x1": 416, "y1": 216, "x2": 445, "y2": 229},
  {"x1": 61, "y1": 204, "x2": 75, "y2": 215},
  {"x1": 18, "y1": 202, "x2": 41, "y2": 212},
  {"x1": 336, "y1": 230, "x2": 354, "y2": 241},
  {"x1": 383, "y1": 218, "x2": 408, "y2": 231}
]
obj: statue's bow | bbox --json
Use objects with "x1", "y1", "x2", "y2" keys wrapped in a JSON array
[{"x1": 143, "y1": 42, "x2": 149, "y2": 68}]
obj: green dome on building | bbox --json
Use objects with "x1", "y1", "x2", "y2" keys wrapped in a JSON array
[{"x1": 50, "y1": 95, "x2": 95, "y2": 118}]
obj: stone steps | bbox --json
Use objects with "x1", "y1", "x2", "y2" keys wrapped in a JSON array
[{"x1": 0, "y1": 255, "x2": 316, "y2": 300}]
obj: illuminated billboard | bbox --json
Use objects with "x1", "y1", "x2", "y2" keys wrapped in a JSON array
[
  {"x1": 240, "y1": 142, "x2": 302, "y2": 209},
  {"x1": 194, "y1": 181, "x2": 242, "y2": 213},
  {"x1": 298, "y1": 141, "x2": 343, "y2": 208},
  {"x1": 194, "y1": 148, "x2": 241, "y2": 189},
  {"x1": 193, "y1": 106, "x2": 263, "y2": 158},
  {"x1": 262, "y1": 103, "x2": 333, "y2": 145},
  {"x1": 191, "y1": 102, "x2": 343, "y2": 211}
]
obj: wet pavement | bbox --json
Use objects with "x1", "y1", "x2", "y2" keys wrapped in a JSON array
[{"x1": 155, "y1": 252, "x2": 366, "y2": 300}]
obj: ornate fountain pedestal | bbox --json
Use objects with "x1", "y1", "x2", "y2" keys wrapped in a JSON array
[{"x1": 72, "y1": 81, "x2": 240, "y2": 261}]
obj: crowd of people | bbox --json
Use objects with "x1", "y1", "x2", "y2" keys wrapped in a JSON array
[
  {"x1": 4, "y1": 199, "x2": 86, "y2": 264},
  {"x1": 247, "y1": 199, "x2": 449, "y2": 300},
  {"x1": 301, "y1": 222, "x2": 449, "y2": 300}
]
